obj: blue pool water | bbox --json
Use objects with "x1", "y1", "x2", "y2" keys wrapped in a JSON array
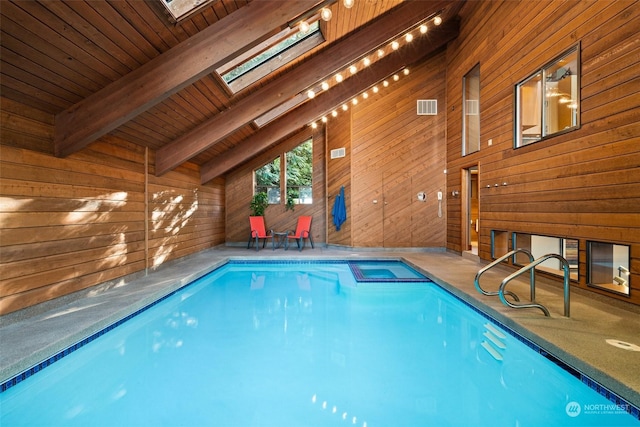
[{"x1": 1, "y1": 261, "x2": 638, "y2": 426}]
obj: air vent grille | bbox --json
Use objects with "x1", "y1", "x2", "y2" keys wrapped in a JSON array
[
  {"x1": 330, "y1": 148, "x2": 346, "y2": 159},
  {"x1": 417, "y1": 99, "x2": 437, "y2": 115}
]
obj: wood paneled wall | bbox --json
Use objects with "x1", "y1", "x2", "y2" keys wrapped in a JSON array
[
  {"x1": 224, "y1": 127, "x2": 327, "y2": 245},
  {"x1": 0, "y1": 98, "x2": 225, "y2": 314},
  {"x1": 350, "y1": 52, "x2": 448, "y2": 248},
  {"x1": 444, "y1": 0, "x2": 640, "y2": 303},
  {"x1": 326, "y1": 110, "x2": 352, "y2": 246}
]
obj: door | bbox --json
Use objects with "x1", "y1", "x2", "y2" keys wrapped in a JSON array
[
  {"x1": 462, "y1": 166, "x2": 479, "y2": 254},
  {"x1": 383, "y1": 171, "x2": 412, "y2": 247}
]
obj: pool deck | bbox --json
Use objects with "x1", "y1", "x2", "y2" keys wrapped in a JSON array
[{"x1": 1, "y1": 245, "x2": 639, "y2": 409}]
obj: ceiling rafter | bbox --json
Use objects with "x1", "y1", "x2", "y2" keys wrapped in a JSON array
[
  {"x1": 200, "y1": 20, "x2": 460, "y2": 183},
  {"x1": 53, "y1": 1, "x2": 319, "y2": 158},
  {"x1": 155, "y1": 0, "x2": 451, "y2": 176}
]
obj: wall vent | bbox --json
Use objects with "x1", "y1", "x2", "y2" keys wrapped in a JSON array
[
  {"x1": 330, "y1": 147, "x2": 346, "y2": 159},
  {"x1": 417, "y1": 99, "x2": 437, "y2": 115}
]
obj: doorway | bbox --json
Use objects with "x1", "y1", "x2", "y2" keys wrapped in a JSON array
[{"x1": 462, "y1": 166, "x2": 479, "y2": 255}]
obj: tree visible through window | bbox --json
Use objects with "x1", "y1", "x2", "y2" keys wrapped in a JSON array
[
  {"x1": 254, "y1": 139, "x2": 313, "y2": 206},
  {"x1": 255, "y1": 157, "x2": 280, "y2": 204},
  {"x1": 286, "y1": 139, "x2": 313, "y2": 205}
]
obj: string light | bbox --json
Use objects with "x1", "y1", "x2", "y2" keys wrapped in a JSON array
[
  {"x1": 320, "y1": 7, "x2": 332, "y2": 21},
  {"x1": 306, "y1": 17, "x2": 438, "y2": 129},
  {"x1": 299, "y1": 20, "x2": 310, "y2": 33}
]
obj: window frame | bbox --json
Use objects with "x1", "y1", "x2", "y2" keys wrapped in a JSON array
[
  {"x1": 462, "y1": 63, "x2": 481, "y2": 156},
  {"x1": 514, "y1": 43, "x2": 580, "y2": 148},
  {"x1": 217, "y1": 19, "x2": 324, "y2": 95},
  {"x1": 253, "y1": 138, "x2": 313, "y2": 206}
]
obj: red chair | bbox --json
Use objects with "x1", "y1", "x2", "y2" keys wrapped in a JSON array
[
  {"x1": 248, "y1": 216, "x2": 273, "y2": 251},
  {"x1": 287, "y1": 216, "x2": 314, "y2": 251}
]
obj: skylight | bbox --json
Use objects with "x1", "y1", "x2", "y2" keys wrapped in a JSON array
[
  {"x1": 217, "y1": 19, "x2": 324, "y2": 94},
  {"x1": 160, "y1": 0, "x2": 215, "y2": 22}
]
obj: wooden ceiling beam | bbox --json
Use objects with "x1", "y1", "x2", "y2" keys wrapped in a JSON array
[
  {"x1": 200, "y1": 20, "x2": 459, "y2": 184},
  {"x1": 155, "y1": 0, "x2": 452, "y2": 176},
  {"x1": 53, "y1": 1, "x2": 317, "y2": 158}
]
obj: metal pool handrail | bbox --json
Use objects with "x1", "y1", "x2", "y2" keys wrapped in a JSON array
[
  {"x1": 474, "y1": 249, "x2": 535, "y2": 302},
  {"x1": 498, "y1": 253, "x2": 571, "y2": 317}
]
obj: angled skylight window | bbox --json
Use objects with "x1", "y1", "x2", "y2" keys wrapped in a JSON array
[
  {"x1": 217, "y1": 19, "x2": 324, "y2": 94},
  {"x1": 160, "y1": 0, "x2": 215, "y2": 22}
]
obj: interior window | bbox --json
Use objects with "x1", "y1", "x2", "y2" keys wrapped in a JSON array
[
  {"x1": 463, "y1": 64, "x2": 480, "y2": 155},
  {"x1": 515, "y1": 45, "x2": 579, "y2": 147},
  {"x1": 588, "y1": 241, "x2": 630, "y2": 296}
]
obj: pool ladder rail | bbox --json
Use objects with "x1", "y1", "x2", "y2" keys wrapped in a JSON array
[{"x1": 474, "y1": 249, "x2": 571, "y2": 317}]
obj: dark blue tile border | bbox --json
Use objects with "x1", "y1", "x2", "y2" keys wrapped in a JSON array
[
  {"x1": 440, "y1": 285, "x2": 640, "y2": 420},
  {"x1": 2, "y1": 259, "x2": 638, "y2": 421}
]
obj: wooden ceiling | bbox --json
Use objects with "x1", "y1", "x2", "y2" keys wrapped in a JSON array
[{"x1": 1, "y1": 0, "x2": 463, "y2": 183}]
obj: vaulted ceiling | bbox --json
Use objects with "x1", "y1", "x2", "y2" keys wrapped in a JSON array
[{"x1": 1, "y1": 0, "x2": 463, "y2": 184}]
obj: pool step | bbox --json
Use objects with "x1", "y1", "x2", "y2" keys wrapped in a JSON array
[
  {"x1": 481, "y1": 341, "x2": 503, "y2": 361},
  {"x1": 481, "y1": 323, "x2": 507, "y2": 361}
]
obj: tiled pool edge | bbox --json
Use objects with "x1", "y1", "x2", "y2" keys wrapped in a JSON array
[
  {"x1": 419, "y1": 266, "x2": 640, "y2": 419},
  {"x1": 2, "y1": 256, "x2": 639, "y2": 421},
  {"x1": 0, "y1": 256, "x2": 228, "y2": 389}
]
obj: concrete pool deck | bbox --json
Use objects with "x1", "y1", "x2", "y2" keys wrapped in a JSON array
[{"x1": 1, "y1": 245, "x2": 639, "y2": 410}]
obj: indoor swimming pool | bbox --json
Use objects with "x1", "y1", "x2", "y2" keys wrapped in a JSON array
[{"x1": 1, "y1": 261, "x2": 638, "y2": 426}]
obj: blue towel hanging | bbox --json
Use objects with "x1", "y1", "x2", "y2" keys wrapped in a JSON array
[{"x1": 332, "y1": 186, "x2": 347, "y2": 231}]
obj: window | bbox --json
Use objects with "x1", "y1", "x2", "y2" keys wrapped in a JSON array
[
  {"x1": 217, "y1": 20, "x2": 324, "y2": 94},
  {"x1": 515, "y1": 45, "x2": 580, "y2": 147},
  {"x1": 160, "y1": 0, "x2": 215, "y2": 22},
  {"x1": 254, "y1": 139, "x2": 313, "y2": 206},
  {"x1": 512, "y1": 233, "x2": 579, "y2": 281},
  {"x1": 588, "y1": 241, "x2": 630, "y2": 296},
  {"x1": 286, "y1": 139, "x2": 313, "y2": 205},
  {"x1": 463, "y1": 64, "x2": 480, "y2": 155},
  {"x1": 255, "y1": 157, "x2": 281, "y2": 204}
]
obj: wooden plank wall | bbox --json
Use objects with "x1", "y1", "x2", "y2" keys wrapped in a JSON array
[
  {"x1": 350, "y1": 52, "x2": 448, "y2": 248},
  {"x1": 0, "y1": 97, "x2": 225, "y2": 314},
  {"x1": 326, "y1": 110, "x2": 352, "y2": 246},
  {"x1": 224, "y1": 127, "x2": 327, "y2": 246},
  {"x1": 445, "y1": 0, "x2": 640, "y2": 303}
]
